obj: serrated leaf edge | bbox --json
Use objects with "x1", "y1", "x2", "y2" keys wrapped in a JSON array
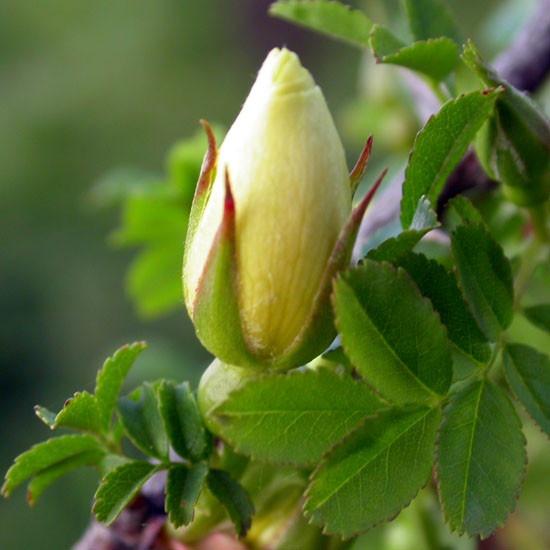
[
  {"x1": 434, "y1": 380, "x2": 528, "y2": 539},
  {"x1": 303, "y1": 406, "x2": 439, "y2": 538},
  {"x1": 213, "y1": 367, "x2": 386, "y2": 466}
]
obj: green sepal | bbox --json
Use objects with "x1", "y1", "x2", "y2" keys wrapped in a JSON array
[
  {"x1": 190, "y1": 172, "x2": 258, "y2": 367},
  {"x1": 349, "y1": 135, "x2": 373, "y2": 195},
  {"x1": 183, "y1": 120, "x2": 218, "y2": 248},
  {"x1": 182, "y1": 119, "x2": 219, "y2": 308}
]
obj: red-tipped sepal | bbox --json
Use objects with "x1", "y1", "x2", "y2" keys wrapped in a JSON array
[
  {"x1": 349, "y1": 136, "x2": 374, "y2": 197},
  {"x1": 190, "y1": 172, "x2": 258, "y2": 368},
  {"x1": 183, "y1": 120, "x2": 219, "y2": 270}
]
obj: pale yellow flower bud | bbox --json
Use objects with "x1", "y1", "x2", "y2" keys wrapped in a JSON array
[{"x1": 183, "y1": 48, "x2": 379, "y2": 369}]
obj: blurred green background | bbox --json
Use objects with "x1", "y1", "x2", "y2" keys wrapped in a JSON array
[{"x1": 1, "y1": 1, "x2": 547, "y2": 548}]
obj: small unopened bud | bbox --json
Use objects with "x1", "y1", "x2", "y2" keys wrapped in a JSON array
[
  {"x1": 463, "y1": 41, "x2": 550, "y2": 206},
  {"x1": 182, "y1": 48, "x2": 380, "y2": 369}
]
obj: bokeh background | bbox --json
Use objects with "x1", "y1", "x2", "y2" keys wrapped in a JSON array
[{"x1": 1, "y1": 1, "x2": 547, "y2": 548}]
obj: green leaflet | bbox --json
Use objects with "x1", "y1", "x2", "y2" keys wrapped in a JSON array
[
  {"x1": 117, "y1": 383, "x2": 169, "y2": 461},
  {"x1": 269, "y1": 0, "x2": 373, "y2": 48},
  {"x1": 159, "y1": 381, "x2": 212, "y2": 463},
  {"x1": 437, "y1": 380, "x2": 526, "y2": 538},
  {"x1": 523, "y1": 304, "x2": 550, "y2": 334},
  {"x1": 401, "y1": 89, "x2": 500, "y2": 228},
  {"x1": 93, "y1": 461, "x2": 162, "y2": 525},
  {"x1": 503, "y1": 344, "x2": 550, "y2": 435},
  {"x1": 334, "y1": 260, "x2": 452, "y2": 404},
  {"x1": 366, "y1": 196, "x2": 439, "y2": 262},
  {"x1": 2, "y1": 434, "x2": 104, "y2": 499},
  {"x1": 451, "y1": 223, "x2": 514, "y2": 341},
  {"x1": 305, "y1": 406, "x2": 441, "y2": 537},
  {"x1": 403, "y1": 0, "x2": 461, "y2": 43},
  {"x1": 166, "y1": 463, "x2": 208, "y2": 528},
  {"x1": 395, "y1": 252, "x2": 491, "y2": 368},
  {"x1": 207, "y1": 469, "x2": 254, "y2": 538},
  {"x1": 214, "y1": 368, "x2": 384, "y2": 466},
  {"x1": 370, "y1": 26, "x2": 459, "y2": 82}
]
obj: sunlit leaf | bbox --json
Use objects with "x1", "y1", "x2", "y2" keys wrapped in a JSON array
[
  {"x1": 401, "y1": 90, "x2": 500, "y2": 228},
  {"x1": 334, "y1": 260, "x2": 452, "y2": 404},
  {"x1": 370, "y1": 26, "x2": 459, "y2": 81},
  {"x1": 214, "y1": 368, "x2": 384, "y2": 465}
]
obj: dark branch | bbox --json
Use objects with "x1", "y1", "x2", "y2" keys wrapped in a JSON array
[{"x1": 493, "y1": 0, "x2": 550, "y2": 93}]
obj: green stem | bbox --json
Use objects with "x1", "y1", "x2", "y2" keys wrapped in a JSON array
[{"x1": 428, "y1": 80, "x2": 449, "y2": 104}]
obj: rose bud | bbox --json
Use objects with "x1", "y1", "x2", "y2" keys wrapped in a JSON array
[
  {"x1": 183, "y1": 47, "x2": 383, "y2": 370},
  {"x1": 463, "y1": 41, "x2": 550, "y2": 208}
]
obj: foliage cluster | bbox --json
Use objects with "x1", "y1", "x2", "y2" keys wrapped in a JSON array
[{"x1": 3, "y1": 1, "x2": 549, "y2": 547}]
